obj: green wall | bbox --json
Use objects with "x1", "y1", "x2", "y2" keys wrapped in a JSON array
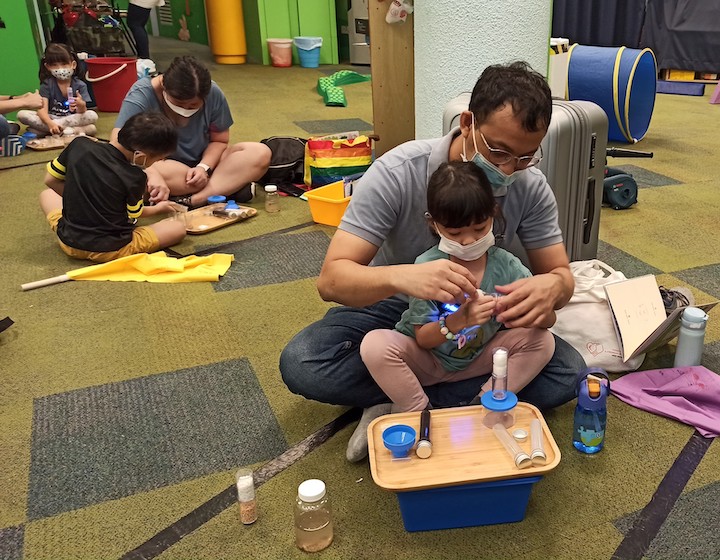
[{"x1": 0, "y1": 0, "x2": 45, "y2": 101}]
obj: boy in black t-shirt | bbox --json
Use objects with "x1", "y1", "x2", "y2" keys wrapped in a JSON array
[{"x1": 40, "y1": 112, "x2": 186, "y2": 263}]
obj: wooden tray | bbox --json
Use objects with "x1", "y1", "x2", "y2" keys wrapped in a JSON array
[
  {"x1": 25, "y1": 134, "x2": 98, "y2": 151},
  {"x1": 185, "y1": 203, "x2": 257, "y2": 234},
  {"x1": 368, "y1": 402, "x2": 561, "y2": 491}
]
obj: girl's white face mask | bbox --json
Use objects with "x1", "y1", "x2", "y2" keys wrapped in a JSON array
[
  {"x1": 436, "y1": 221, "x2": 495, "y2": 261},
  {"x1": 163, "y1": 91, "x2": 201, "y2": 118}
]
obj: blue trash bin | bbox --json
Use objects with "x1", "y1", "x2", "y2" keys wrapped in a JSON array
[{"x1": 294, "y1": 36, "x2": 323, "y2": 68}]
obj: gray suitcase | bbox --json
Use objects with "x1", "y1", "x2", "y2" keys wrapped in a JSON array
[{"x1": 442, "y1": 95, "x2": 608, "y2": 263}]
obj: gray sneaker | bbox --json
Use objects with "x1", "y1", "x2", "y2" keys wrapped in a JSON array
[{"x1": 659, "y1": 286, "x2": 694, "y2": 315}]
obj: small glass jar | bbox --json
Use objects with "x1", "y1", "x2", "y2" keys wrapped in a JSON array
[
  {"x1": 294, "y1": 479, "x2": 333, "y2": 552},
  {"x1": 235, "y1": 468, "x2": 257, "y2": 525},
  {"x1": 264, "y1": 184, "x2": 280, "y2": 213}
]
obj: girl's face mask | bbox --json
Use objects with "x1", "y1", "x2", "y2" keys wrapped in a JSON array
[
  {"x1": 435, "y1": 220, "x2": 495, "y2": 261},
  {"x1": 49, "y1": 66, "x2": 74, "y2": 80},
  {"x1": 162, "y1": 91, "x2": 201, "y2": 118}
]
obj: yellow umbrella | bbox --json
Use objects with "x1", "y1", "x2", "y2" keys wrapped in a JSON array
[{"x1": 21, "y1": 252, "x2": 234, "y2": 291}]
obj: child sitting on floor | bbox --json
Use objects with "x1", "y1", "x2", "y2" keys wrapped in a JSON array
[
  {"x1": 360, "y1": 161, "x2": 556, "y2": 413},
  {"x1": 40, "y1": 112, "x2": 186, "y2": 263},
  {"x1": 17, "y1": 43, "x2": 98, "y2": 137}
]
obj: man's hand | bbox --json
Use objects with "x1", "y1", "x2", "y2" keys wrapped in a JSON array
[
  {"x1": 395, "y1": 259, "x2": 479, "y2": 304},
  {"x1": 186, "y1": 165, "x2": 209, "y2": 189},
  {"x1": 494, "y1": 273, "x2": 563, "y2": 328}
]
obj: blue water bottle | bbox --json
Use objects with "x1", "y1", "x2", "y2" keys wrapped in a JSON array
[{"x1": 573, "y1": 368, "x2": 610, "y2": 454}]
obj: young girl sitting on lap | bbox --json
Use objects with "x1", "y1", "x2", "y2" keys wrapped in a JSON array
[
  {"x1": 18, "y1": 43, "x2": 98, "y2": 137},
  {"x1": 40, "y1": 112, "x2": 186, "y2": 263},
  {"x1": 360, "y1": 161, "x2": 556, "y2": 413}
]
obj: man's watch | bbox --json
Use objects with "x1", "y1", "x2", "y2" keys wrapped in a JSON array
[{"x1": 196, "y1": 162, "x2": 212, "y2": 177}]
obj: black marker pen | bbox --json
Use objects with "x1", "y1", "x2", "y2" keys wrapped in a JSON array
[{"x1": 416, "y1": 408, "x2": 432, "y2": 459}]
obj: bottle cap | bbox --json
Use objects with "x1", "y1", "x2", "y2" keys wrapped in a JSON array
[
  {"x1": 681, "y1": 307, "x2": 708, "y2": 328},
  {"x1": 208, "y1": 195, "x2": 226, "y2": 204},
  {"x1": 416, "y1": 439, "x2": 432, "y2": 459},
  {"x1": 512, "y1": 428, "x2": 528, "y2": 442},
  {"x1": 265, "y1": 184, "x2": 278, "y2": 193},
  {"x1": 298, "y1": 479, "x2": 326, "y2": 502}
]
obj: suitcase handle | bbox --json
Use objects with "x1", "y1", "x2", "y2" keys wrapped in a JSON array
[{"x1": 584, "y1": 177, "x2": 595, "y2": 244}]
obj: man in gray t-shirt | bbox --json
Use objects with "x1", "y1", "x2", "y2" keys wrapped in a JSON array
[{"x1": 280, "y1": 61, "x2": 585, "y2": 462}]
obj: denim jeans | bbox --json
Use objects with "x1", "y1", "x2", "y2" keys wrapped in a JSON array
[
  {"x1": 127, "y1": 4, "x2": 152, "y2": 60},
  {"x1": 279, "y1": 298, "x2": 585, "y2": 410},
  {"x1": 0, "y1": 115, "x2": 10, "y2": 139}
]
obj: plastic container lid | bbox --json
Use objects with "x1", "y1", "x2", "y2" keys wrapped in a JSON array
[
  {"x1": 512, "y1": 429, "x2": 528, "y2": 442},
  {"x1": 298, "y1": 479, "x2": 326, "y2": 502},
  {"x1": 225, "y1": 200, "x2": 239, "y2": 210},
  {"x1": 208, "y1": 195, "x2": 226, "y2": 204},
  {"x1": 481, "y1": 390, "x2": 518, "y2": 412},
  {"x1": 264, "y1": 185, "x2": 278, "y2": 193}
]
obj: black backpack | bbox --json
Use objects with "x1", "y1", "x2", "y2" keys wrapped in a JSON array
[{"x1": 259, "y1": 136, "x2": 307, "y2": 187}]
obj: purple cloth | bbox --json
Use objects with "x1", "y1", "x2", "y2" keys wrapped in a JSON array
[{"x1": 612, "y1": 366, "x2": 720, "y2": 438}]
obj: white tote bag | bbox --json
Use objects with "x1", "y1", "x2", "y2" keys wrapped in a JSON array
[{"x1": 550, "y1": 260, "x2": 645, "y2": 372}]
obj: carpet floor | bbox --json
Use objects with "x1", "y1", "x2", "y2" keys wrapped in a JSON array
[{"x1": 0, "y1": 37, "x2": 718, "y2": 560}]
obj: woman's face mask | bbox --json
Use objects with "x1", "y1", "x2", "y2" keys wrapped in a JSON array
[
  {"x1": 162, "y1": 91, "x2": 201, "y2": 118},
  {"x1": 435, "y1": 220, "x2": 495, "y2": 261},
  {"x1": 461, "y1": 115, "x2": 523, "y2": 197},
  {"x1": 49, "y1": 67, "x2": 74, "y2": 81}
]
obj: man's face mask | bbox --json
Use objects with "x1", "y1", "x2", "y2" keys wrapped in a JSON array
[
  {"x1": 50, "y1": 67, "x2": 74, "y2": 81},
  {"x1": 461, "y1": 114, "x2": 524, "y2": 197},
  {"x1": 163, "y1": 91, "x2": 201, "y2": 118}
]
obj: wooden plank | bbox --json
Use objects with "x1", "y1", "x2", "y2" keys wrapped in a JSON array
[
  {"x1": 369, "y1": 0, "x2": 414, "y2": 156},
  {"x1": 368, "y1": 402, "x2": 561, "y2": 491}
]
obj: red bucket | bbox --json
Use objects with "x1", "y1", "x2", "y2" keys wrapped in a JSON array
[{"x1": 85, "y1": 57, "x2": 137, "y2": 112}]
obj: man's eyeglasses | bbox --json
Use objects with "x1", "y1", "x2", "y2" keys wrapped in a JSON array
[{"x1": 479, "y1": 132, "x2": 543, "y2": 169}]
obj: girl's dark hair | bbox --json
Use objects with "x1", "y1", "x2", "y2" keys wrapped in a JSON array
[
  {"x1": 469, "y1": 61, "x2": 552, "y2": 133},
  {"x1": 427, "y1": 162, "x2": 502, "y2": 230},
  {"x1": 39, "y1": 43, "x2": 78, "y2": 81},
  {"x1": 118, "y1": 112, "x2": 177, "y2": 156},
  {"x1": 162, "y1": 56, "x2": 212, "y2": 100}
]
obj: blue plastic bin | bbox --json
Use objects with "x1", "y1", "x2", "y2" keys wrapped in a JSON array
[
  {"x1": 396, "y1": 476, "x2": 542, "y2": 532},
  {"x1": 294, "y1": 36, "x2": 323, "y2": 68}
]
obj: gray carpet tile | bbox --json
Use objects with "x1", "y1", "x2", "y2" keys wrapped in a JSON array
[
  {"x1": 294, "y1": 118, "x2": 373, "y2": 135},
  {"x1": 611, "y1": 164, "x2": 681, "y2": 188},
  {"x1": 0, "y1": 525, "x2": 24, "y2": 560},
  {"x1": 213, "y1": 230, "x2": 330, "y2": 292},
  {"x1": 614, "y1": 482, "x2": 720, "y2": 559},
  {"x1": 27, "y1": 359, "x2": 287, "y2": 520},
  {"x1": 597, "y1": 240, "x2": 663, "y2": 278},
  {"x1": 675, "y1": 264, "x2": 720, "y2": 300}
]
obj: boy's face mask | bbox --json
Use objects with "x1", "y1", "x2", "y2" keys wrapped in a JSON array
[{"x1": 132, "y1": 151, "x2": 148, "y2": 169}]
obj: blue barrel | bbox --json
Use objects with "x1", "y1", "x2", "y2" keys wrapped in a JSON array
[{"x1": 567, "y1": 45, "x2": 657, "y2": 143}]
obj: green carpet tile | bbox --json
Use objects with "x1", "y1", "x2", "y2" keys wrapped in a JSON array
[
  {"x1": 211, "y1": 230, "x2": 330, "y2": 292},
  {"x1": 27, "y1": 359, "x2": 287, "y2": 520}
]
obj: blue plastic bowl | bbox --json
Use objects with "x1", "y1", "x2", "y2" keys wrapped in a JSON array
[{"x1": 382, "y1": 424, "x2": 416, "y2": 458}]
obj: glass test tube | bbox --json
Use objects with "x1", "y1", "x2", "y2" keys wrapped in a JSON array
[{"x1": 492, "y1": 424, "x2": 532, "y2": 469}]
